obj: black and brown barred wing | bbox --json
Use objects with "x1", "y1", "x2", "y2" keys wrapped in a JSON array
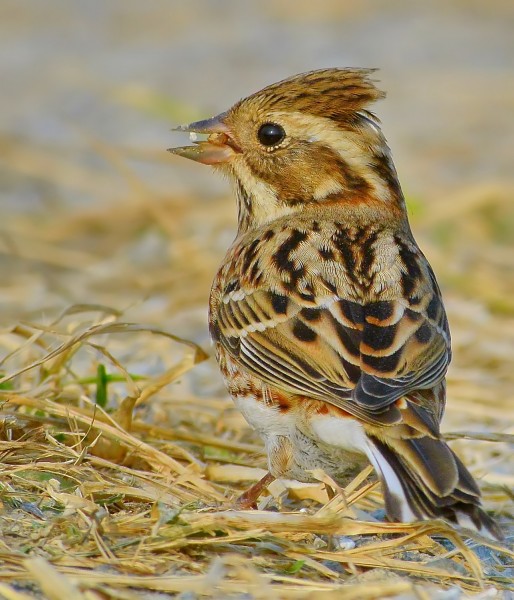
[{"x1": 210, "y1": 224, "x2": 451, "y2": 429}]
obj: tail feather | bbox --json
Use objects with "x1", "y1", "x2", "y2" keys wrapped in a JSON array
[
  {"x1": 395, "y1": 436, "x2": 462, "y2": 496},
  {"x1": 366, "y1": 434, "x2": 503, "y2": 541}
]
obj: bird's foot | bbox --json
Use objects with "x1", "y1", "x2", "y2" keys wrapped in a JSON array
[{"x1": 233, "y1": 472, "x2": 275, "y2": 510}]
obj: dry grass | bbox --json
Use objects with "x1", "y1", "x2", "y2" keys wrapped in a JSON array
[{"x1": 0, "y1": 132, "x2": 513, "y2": 598}]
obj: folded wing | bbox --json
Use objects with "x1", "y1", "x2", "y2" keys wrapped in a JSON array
[{"x1": 214, "y1": 255, "x2": 450, "y2": 430}]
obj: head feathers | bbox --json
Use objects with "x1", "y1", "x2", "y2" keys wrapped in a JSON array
[{"x1": 232, "y1": 68, "x2": 385, "y2": 122}]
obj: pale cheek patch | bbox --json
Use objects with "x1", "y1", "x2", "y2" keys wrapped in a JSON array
[
  {"x1": 270, "y1": 111, "x2": 393, "y2": 203},
  {"x1": 232, "y1": 158, "x2": 297, "y2": 226},
  {"x1": 313, "y1": 178, "x2": 344, "y2": 201},
  {"x1": 233, "y1": 158, "x2": 278, "y2": 205}
]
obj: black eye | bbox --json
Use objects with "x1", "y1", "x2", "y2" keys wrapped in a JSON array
[{"x1": 258, "y1": 123, "x2": 285, "y2": 147}]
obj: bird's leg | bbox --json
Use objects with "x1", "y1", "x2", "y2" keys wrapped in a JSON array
[{"x1": 233, "y1": 472, "x2": 275, "y2": 509}]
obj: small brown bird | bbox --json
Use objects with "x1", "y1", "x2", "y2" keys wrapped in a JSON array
[{"x1": 170, "y1": 68, "x2": 501, "y2": 539}]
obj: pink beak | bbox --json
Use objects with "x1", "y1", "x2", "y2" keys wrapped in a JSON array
[{"x1": 168, "y1": 112, "x2": 239, "y2": 165}]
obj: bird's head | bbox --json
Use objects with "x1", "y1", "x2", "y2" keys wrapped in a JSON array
[{"x1": 170, "y1": 68, "x2": 404, "y2": 231}]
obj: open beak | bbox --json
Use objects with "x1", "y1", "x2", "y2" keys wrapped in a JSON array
[{"x1": 168, "y1": 112, "x2": 239, "y2": 165}]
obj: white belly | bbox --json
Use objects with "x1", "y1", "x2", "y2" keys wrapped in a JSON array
[
  {"x1": 233, "y1": 395, "x2": 368, "y2": 482},
  {"x1": 233, "y1": 395, "x2": 296, "y2": 438},
  {"x1": 310, "y1": 416, "x2": 368, "y2": 454}
]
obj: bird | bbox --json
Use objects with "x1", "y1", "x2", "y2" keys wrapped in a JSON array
[{"x1": 169, "y1": 68, "x2": 502, "y2": 540}]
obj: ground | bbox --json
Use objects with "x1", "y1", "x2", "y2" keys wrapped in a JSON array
[{"x1": 0, "y1": 2, "x2": 513, "y2": 598}]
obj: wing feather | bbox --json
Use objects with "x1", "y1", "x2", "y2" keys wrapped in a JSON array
[{"x1": 213, "y1": 231, "x2": 450, "y2": 428}]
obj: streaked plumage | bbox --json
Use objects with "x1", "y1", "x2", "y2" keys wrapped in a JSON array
[{"x1": 170, "y1": 68, "x2": 502, "y2": 539}]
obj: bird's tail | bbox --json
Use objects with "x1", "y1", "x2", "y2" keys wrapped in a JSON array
[{"x1": 366, "y1": 433, "x2": 503, "y2": 541}]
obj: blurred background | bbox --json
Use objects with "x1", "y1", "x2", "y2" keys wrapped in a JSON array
[{"x1": 0, "y1": 0, "x2": 513, "y2": 433}]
